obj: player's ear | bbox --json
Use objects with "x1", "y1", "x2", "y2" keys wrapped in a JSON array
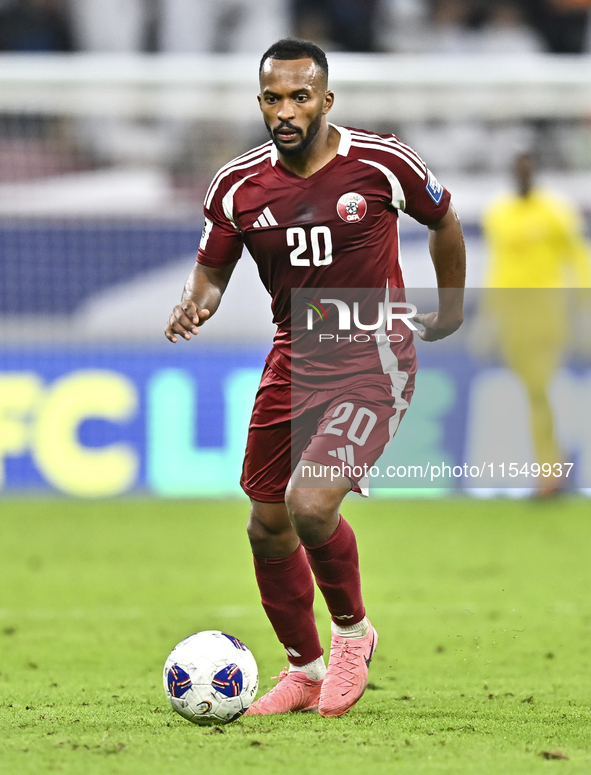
[
  {"x1": 323, "y1": 90, "x2": 334, "y2": 115},
  {"x1": 257, "y1": 93, "x2": 263, "y2": 111}
]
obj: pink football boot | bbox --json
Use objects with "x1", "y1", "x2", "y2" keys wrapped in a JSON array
[
  {"x1": 245, "y1": 668, "x2": 323, "y2": 715},
  {"x1": 319, "y1": 620, "x2": 378, "y2": 718}
]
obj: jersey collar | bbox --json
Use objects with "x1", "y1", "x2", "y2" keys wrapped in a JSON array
[
  {"x1": 332, "y1": 124, "x2": 352, "y2": 156},
  {"x1": 269, "y1": 124, "x2": 351, "y2": 166}
]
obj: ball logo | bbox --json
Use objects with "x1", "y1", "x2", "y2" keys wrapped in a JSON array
[
  {"x1": 212, "y1": 664, "x2": 244, "y2": 697},
  {"x1": 167, "y1": 664, "x2": 192, "y2": 698},
  {"x1": 222, "y1": 633, "x2": 248, "y2": 650},
  {"x1": 337, "y1": 192, "x2": 367, "y2": 223}
]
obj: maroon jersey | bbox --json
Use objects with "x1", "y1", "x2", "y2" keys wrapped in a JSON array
[{"x1": 197, "y1": 125, "x2": 450, "y2": 384}]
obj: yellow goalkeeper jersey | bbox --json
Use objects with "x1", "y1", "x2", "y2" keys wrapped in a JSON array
[{"x1": 482, "y1": 188, "x2": 591, "y2": 288}]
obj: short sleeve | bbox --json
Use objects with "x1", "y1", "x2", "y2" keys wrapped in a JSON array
[
  {"x1": 197, "y1": 189, "x2": 244, "y2": 269},
  {"x1": 401, "y1": 167, "x2": 451, "y2": 226}
]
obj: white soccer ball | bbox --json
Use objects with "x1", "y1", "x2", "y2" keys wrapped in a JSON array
[{"x1": 163, "y1": 630, "x2": 258, "y2": 725}]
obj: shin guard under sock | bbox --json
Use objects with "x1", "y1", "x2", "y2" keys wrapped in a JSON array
[
  {"x1": 253, "y1": 544, "x2": 323, "y2": 666},
  {"x1": 303, "y1": 516, "x2": 365, "y2": 626}
]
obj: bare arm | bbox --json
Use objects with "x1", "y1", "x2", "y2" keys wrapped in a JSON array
[
  {"x1": 413, "y1": 204, "x2": 466, "y2": 342},
  {"x1": 164, "y1": 261, "x2": 237, "y2": 343}
]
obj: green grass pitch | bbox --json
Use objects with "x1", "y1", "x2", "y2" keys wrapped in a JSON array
[{"x1": 1, "y1": 496, "x2": 591, "y2": 774}]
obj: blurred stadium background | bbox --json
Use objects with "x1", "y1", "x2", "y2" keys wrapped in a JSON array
[{"x1": 1, "y1": 0, "x2": 591, "y2": 498}]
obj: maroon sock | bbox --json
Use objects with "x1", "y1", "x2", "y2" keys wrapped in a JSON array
[
  {"x1": 253, "y1": 544, "x2": 323, "y2": 666},
  {"x1": 303, "y1": 516, "x2": 365, "y2": 626}
]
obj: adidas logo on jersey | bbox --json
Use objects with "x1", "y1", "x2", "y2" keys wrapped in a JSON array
[
  {"x1": 253, "y1": 207, "x2": 278, "y2": 228},
  {"x1": 327, "y1": 445, "x2": 355, "y2": 466}
]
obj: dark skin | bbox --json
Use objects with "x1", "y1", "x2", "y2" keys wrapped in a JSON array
[
  {"x1": 514, "y1": 153, "x2": 535, "y2": 198},
  {"x1": 257, "y1": 57, "x2": 339, "y2": 178},
  {"x1": 165, "y1": 56, "x2": 466, "y2": 557}
]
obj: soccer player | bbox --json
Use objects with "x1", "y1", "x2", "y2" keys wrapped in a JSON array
[
  {"x1": 482, "y1": 152, "x2": 591, "y2": 494},
  {"x1": 165, "y1": 38, "x2": 466, "y2": 717}
]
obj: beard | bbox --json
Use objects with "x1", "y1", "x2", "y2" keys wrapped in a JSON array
[{"x1": 265, "y1": 110, "x2": 323, "y2": 157}]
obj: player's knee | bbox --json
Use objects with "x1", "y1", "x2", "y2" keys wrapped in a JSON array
[
  {"x1": 246, "y1": 501, "x2": 296, "y2": 557},
  {"x1": 284, "y1": 486, "x2": 336, "y2": 542},
  {"x1": 246, "y1": 512, "x2": 266, "y2": 548},
  {"x1": 285, "y1": 487, "x2": 316, "y2": 522}
]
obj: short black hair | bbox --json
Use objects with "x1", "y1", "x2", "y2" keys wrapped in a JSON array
[{"x1": 259, "y1": 38, "x2": 329, "y2": 82}]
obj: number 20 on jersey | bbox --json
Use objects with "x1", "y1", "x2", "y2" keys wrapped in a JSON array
[{"x1": 287, "y1": 226, "x2": 333, "y2": 266}]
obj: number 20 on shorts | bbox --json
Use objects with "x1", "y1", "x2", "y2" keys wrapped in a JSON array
[{"x1": 324, "y1": 402, "x2": 378, "y2": 446}]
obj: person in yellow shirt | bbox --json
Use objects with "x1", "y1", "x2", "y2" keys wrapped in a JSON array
[
  {"x1": 481, "y1": 152, "x2": 591, "y2": 493},
  {"x1": 483, "y1": 153, "x2": 591, "y2": 288}
]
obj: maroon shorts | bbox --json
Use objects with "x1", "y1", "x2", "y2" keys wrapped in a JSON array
[{"x1": 240, "y1": 364, "x2": 414, "y2": 502}]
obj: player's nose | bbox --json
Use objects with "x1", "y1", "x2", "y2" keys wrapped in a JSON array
[{"x1": 276, "y1": 98, "x2": 295, "y2": 121}]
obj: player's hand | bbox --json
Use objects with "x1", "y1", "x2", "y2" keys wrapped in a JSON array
[
  {"x1": 412, "y1": 311, "x2": 463, "y2": 342},
  {"x1": 164, "y1": 300, "x2": 210, "y2": 343}
]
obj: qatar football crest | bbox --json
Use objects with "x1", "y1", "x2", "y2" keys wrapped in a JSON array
[{"x1": 337, "y1": 192, "x2": 367, "y2": 223}]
